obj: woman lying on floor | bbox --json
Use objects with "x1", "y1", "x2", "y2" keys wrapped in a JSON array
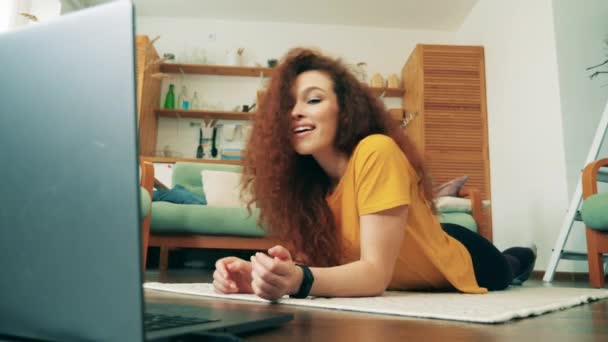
[{"x1": 213, "y1": 48, "x2": 536, "y2": 300}]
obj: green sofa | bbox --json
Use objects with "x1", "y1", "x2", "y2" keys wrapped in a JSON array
[
  {"x1": 581, "y1": 192, "x2": 608, "y2": 232},
  {"x1": 440, "y1": 212, "x2": 479, "y2": 234},
  {"x1": 579, "y1": 158, "x2": 608, "y2": 288},
  {"x1": 150, "y1": 162, "x2": 265, "y2": 237},
  {"x1": 144, "y1": 161, "x2": 488, "y2": 271},
  {"x1": 139, "y1": 161, "x2": 155, "y2": 273},
  {"x1": 140, "y1": 187, "x2": 152, "y2": 219},
  {"x1": 438, "y1": 187, "x2": 488, "y2": 239},
  {"x1": 150, "y1": 162, "x2": 481, "y2": 235},
  {"x1": 145, "y1": 162, "x2": 279, "y2": 272}
]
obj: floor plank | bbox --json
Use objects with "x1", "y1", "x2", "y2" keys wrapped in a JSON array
[{"x1": 144, "y1": 269, "x2": 608, "y2": 341}]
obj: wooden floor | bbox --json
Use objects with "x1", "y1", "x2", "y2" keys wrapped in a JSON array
[{"x1": 144, "y1": 269, "x2": 608, "y2": 341}]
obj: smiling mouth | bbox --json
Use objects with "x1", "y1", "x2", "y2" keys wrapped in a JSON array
[{"x1": 293, "y1": 125, "x2": 315, "y2": 135}]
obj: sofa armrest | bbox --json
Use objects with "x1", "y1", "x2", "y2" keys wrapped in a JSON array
[
  {"x1": 140, "y1": 161, "x2": 155, "y2": 198},
  {"x1": 582, "y1": 158, "x2": 608, "y2": 200},
  {"x1": 139, "y1": 160, "x2": 155, "y2": 272},
  {"x1": 458, "y1": 186, "x2": 489, "y2": 240}
]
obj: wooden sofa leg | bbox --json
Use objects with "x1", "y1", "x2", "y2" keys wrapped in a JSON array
[
  {"x1": 159, "y1": 245, "x2": 169, "y2": 273},
  {"x1": 586, "y1": 228, "x2": 605, "y2": 288},
  {"x1": 141, "y1": 215, "x2": 151, "y2": 273},
  {"x1": 588, "y1": 251, "x2": 605, "y2": 288}
]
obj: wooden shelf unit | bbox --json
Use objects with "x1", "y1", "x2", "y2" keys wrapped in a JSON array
[
  {"x1": 160, "y1": 63, "x2": 274, "y2": 77},
  {"x1": 156, "y1": 108, "x2": 254, "y2": 120},
  {"x1": 142, "y1": 156, "x2": 242, "y2": 165},
  {"x1": 137, "y1": 37, "x2": 407, "y2": 159},
  {"x1": 159, "y1": 63, "x2": 405, "y2": 98},
  {"x1": 371, "y1": 87, "x2": 405, "y2": 97}
]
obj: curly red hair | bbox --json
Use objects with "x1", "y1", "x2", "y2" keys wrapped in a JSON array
[{"x1": 242, "y1": 48, "x2": 434, "y2": 267}]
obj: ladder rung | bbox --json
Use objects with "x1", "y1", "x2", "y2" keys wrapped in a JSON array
[
  {"x1": 598, "y1": 167, "x2": 608, "y2": 183},
  {"x1": 558, "y1": 250, "x2": 608, "y2": 261}
]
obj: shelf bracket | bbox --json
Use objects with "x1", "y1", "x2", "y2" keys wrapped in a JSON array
[
  {"x1": 145, "y1": 35, "x2": 160, "y2": 55},
  {"x1": 400, "y1": 111, "x2": 418, "y2": 128},
  {"x1": 145, "y1": 56, "x2": 168, "y2": 71},
  {"x1": 151, "y1": 72, "x2": 170, "y2": 80}
]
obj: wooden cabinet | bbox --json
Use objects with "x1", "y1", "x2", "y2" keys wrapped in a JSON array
[{"x1": 402, "y1": 44, "x2": 492, "y2": 240}]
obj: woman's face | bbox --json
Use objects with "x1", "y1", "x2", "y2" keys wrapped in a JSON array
[{"x1": 290, "y1": 70, "x2": 340, "y2": 156}]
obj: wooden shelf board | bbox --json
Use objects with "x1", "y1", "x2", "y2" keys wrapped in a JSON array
[
  {"x1": 155, "y1": 108, "x2": 254, "y2": 120},
  {"x1": 370, "y1": 87, "x2": 405, "y2": 98},
  {"x1": 142, "y1": 156, "x2": 242, "y2": 165},
  {"x1": 160, "y1": 63, "x2": 273, "y2": 77},
  {"x1": 159, "y1": 64, "x2": 405, "y2": 97}
]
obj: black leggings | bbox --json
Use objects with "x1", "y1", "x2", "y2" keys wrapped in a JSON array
[{"x1": 441, "y1": 223, "x2": 513, "y2": 291}]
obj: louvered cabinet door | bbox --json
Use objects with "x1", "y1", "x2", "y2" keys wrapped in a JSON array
[{"x1": 403, "y1": 44, "x2": 492, "y2": 240}]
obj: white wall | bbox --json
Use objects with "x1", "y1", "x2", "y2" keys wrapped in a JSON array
[
  {"x1": 0, "y1": 1, "x2": 12, "y2": 32},
  {"x1": 455, "y1": 0, "x2": 573, "y2": 271},
  {"x1": 30, "y1": 0, "x2": 61, "y2": 21},
  {"x1": 139, "y1": 3, "x2": 599, "y2": 273},
  {"x1": 0, "y1": 0, "x2": 61, "y2": 32},
  {"x1": 552, "y1": 0, "x2": 608, "y2": 271},
  {"x1": 1, "y1": 0, "x2": 32, "y2": 32},
  {"x1": 136, "y1": 17, "x2": 456, "y2": 185},
  {"x1": 554, "y1": 1, "x2": 608, "y2": 195}
]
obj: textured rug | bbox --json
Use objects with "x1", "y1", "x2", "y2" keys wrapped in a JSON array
[{"x1": 144, "y1": 282, "x2": 608, "y2": 324}]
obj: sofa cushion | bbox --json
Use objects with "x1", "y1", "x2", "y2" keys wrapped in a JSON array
[
  {"x1": 201, "y1": 170, "x2": 245, "y2": 207},
  {"x1": 435, "y1": 196, "x2": 472, "y2": 213},
  {"x1": 438, "y1": 213, "x2": 478, "y2": 233},
  {"x1": 172, "y1": 162, "x2": 242, "y2": 198},
  {"x1": 581, "y1": 192, "x2": 608, "y2": 231},
  {"x1": 151, "y1": 202, "x2": 265, "y2": 237}
]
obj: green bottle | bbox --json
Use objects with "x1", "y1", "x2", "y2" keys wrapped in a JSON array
[{"x1": 163, "y1": 84, "x2": 175, "y2": 109}]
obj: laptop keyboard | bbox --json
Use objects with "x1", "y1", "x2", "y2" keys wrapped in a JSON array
[{"x1": 144, "y1": 312, "x2": 217, "y2": 331}]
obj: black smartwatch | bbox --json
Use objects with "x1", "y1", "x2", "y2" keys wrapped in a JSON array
[{"x1": 290, "y1": 264, "x2": 314, "y2": 298}]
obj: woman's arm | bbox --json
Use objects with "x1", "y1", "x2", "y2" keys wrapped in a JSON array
[
  {"x1": 250, "y1": 205, "x2": 407, "y2": 299},
  {"x1": 307, "y1": 205, "x2": 407, "y2": 297}
]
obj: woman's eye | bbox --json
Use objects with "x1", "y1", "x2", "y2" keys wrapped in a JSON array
[{"x1": 307, "y1": 98, "x2": 321, "y2": 104}]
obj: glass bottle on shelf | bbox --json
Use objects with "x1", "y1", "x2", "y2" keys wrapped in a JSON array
[
  {"x1": 163, "y1": 84, "x2": 175, "y2": 109},
  {"x1": 177, "y1": 85, "x2": 188, "y2": 109},
  {"x1": 191, "y1": 91, "x2": 200, "y2": 110}
]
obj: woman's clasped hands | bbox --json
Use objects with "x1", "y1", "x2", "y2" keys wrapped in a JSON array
[{"x1": 213, "y1": 245, "x2": 303, "y2": 301}]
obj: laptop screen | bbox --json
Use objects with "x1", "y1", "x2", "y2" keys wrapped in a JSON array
[{"x1": 0, "y1": 2, "x2": 145, "y2": 341}]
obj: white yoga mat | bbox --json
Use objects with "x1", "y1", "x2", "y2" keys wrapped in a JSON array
[{"x1": 144, "y1": 282, "x2": 608, "y2": 324}]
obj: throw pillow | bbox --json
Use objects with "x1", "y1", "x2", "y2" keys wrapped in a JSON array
[
  {"x1": 435, "y1": 196, "x2": 472, "y2": 213},
  {"x1": 434, "y1": 175, "x2": 469, "y2": 198},
  {"x1": 201, "y1": 170, "x2": 248, "y2": 208},
  {"x1": 482, "y1": 200, "x2": 491, "y2": 208}
]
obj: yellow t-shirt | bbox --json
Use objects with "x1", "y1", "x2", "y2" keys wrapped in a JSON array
[{"x1": 327, "y1": 134, "x2": 487, "y2": 294}]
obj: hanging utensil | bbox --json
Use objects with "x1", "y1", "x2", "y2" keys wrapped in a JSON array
[
  {"x1": 196, "y1": 128, "x2": 204, "y2": 158},
  {"x1": 210, "y1": 127, "x2": 218, "y2": 158}
]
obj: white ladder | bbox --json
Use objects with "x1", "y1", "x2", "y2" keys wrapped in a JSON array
[{"x1": 543, "y1": 99, "x2": 608, "y2": 282}]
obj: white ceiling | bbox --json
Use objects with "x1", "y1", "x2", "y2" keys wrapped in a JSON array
[{"x1": 125, "y1": 0, "x2": 478, "y2": 31}]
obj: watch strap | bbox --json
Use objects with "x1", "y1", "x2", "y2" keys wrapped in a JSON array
[{"x1": 290, "y1": 264, "x2": 314, "y2": 298}]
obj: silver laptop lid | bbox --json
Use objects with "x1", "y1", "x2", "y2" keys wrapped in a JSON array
[{"x1": 0, "y1": 1, "x2": 144, "y2": 341}]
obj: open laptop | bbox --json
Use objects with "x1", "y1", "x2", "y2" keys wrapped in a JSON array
[{"x1": 0, "y1": 1, "x2": 292, "y2": 341}]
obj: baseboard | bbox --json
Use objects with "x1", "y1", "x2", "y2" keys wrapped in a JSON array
[{"x1": 531, "y1": 271, "x2": 608, "y2": 282}]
